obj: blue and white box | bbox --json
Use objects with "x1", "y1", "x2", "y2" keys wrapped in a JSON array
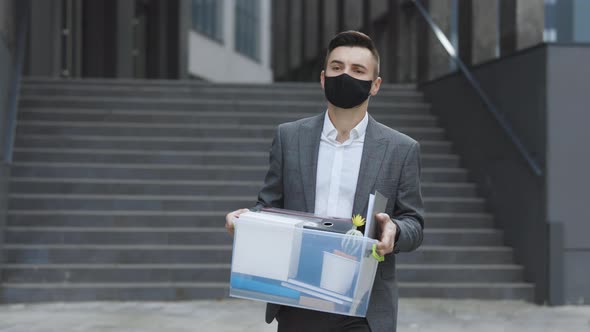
[{"x1": 229, "y1": 209, "x2": 380, "y2": 317}]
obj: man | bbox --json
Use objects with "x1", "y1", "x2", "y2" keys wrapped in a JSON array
[{"x1": 225, "y1": 31, "x2": 424, "y2": 332}]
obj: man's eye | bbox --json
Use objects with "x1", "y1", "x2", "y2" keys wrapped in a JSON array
[{"x1": 332, "y1": 67, "x2": 341, "y2": 71}]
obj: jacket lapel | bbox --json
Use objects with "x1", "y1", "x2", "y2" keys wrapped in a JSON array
[
  {"x1": 299, "y1": 113, "x2": 324, "y2": 213},
  {"x1": 352, "y1": 116, "x2": 388, "y2": 217}
]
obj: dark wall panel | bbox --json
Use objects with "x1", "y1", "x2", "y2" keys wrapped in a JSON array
[
  {"x1": 420, "y1": 46, "x2": 549, "y2": 303},
  {"x1": 546, "y1": 45, "x2": 590, "y2": 250},
  {"x1": 82, "y1": 0, "x2": 117, "y2": 77},
  {"x1": 546, "y1": 45, "x2": 590, "y2": 304}
]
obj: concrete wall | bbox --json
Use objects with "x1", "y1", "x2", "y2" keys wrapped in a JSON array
[
  {"x1": 288, "y1": 0, "x2": 302, "y2": 69},
  {"x1": 419, "y1": 0, "x2": 453, "y2": 81},
  {"x1": 546, "y1": 45, "x2": 590, "y2": 304},
  {"x1": 0, "y1": 40, "x2": 11, "y2": 158},
  {"x1": 343, "y1": 0, "x2": 362, "y2": 31},
  {"x1": 303, "y1": 0, "x2": 319, "y2": 62},
  {"x1": 472, "y1": 0, "x2": 499, "y2": 64},
  {"x1": 188, "y1": 0, "x2": 272, "y2": 83},
  {"x1": 273, "y1": 0, "x2": 405, "y2": 82},
  {"x1": 421, "y1": 46, "x2": 549, "y2": 303},
  {"x1": 27, "y1": 0, "x2": 62, "y2": 77},
  {"x1": 322, "y1": 0, "x2": 338, "y2": 52},
  {"x1": 0, "y1": 0, "x2": 18, "y2": 278},
  {"x1": 271, "y1": 0, "x2": 550, "y2": 83},
  {"x1": 516, "y1": 0, "x2": 544, "y2": 50},
  {"x1": 1, "y1": 0, "x2": 16, "y2": 145},
  {"x1": 0, "y1": 164, "x2": 8, "y2": 269}
]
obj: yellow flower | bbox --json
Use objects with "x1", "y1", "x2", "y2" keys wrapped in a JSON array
[{"x1": 352, "y1": 214, "x2": 366, "y2": 228}]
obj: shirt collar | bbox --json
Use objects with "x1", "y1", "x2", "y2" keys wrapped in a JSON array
[{"x1": 322, "y1": 110, "x2": 369, "y2": 142}]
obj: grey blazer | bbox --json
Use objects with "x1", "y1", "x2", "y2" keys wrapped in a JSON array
[{"x1": 254, "y1": 112, "x2": 424, "y2": 332}]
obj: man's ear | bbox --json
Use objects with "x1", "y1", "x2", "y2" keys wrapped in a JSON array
[
  {"x1": 370, "y1": 76, "x2": 382, "y2": 96},
  {"x1": 320, "y1": 70, "x2": 325, "y2": 91}
]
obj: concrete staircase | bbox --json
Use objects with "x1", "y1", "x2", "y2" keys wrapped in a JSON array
[{"x1": 0, "y1": 78, "x2": 534, "y2": 302}]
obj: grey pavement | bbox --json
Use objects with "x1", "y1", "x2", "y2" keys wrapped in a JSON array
[{"x1": 0, "y1": 298, "x2": 589, "y2": 332}]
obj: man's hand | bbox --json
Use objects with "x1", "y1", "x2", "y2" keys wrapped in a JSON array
[
  {"x1": 374, "y1": 213, "x2": 397, "y2": 256},
  {"x1": 225, "y1": 208, "x2": 250, "y2": 236}
]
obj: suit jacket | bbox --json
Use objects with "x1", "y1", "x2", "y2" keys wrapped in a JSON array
[{"x1": 254, "y1": 112, "x2": 424, "y2": 332}]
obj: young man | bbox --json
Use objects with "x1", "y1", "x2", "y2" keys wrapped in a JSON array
[{"x1": 225, "y1": 31, "x2": 424, "y2": 332}]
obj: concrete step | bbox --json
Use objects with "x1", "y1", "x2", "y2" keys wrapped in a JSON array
[
  {"x1": 16, "y1": 121, "x2": 447, "y2": 141},
  {"x1": 421, "y1": 183, "x2": 477, "y2": 197},
  {"x1": 2, "y1": 264, "x2": 231, "y2": 283},
  {"x1": 18, "y1": 108, "x2": 437, "y2": 126},
  {"x1": 0, "y1": 281, "x2": 534, "y2": 302},
  {"x1": 3, "y1": 227, "x2": 228, "y2": 245},
  {"x1": 7, "y1": 194, "x2": 255, "y2": 211},
  {"x1": 422, "y1": 229, "x2": 502, "y2": 246},
  {"x1": 18, "y1": 96, "x2": 431, "y2": 114},
  {"x1": 20, "y1": 84, "x2": 425, "y2": 102},
  {"x1": 6, "y1": 211, "x2": 232, "y2": 228},
  {"x1": 20, "y1": 78, "x2": 417, "y2": 91},
  {"x1": 1, "y1": 263, "x2": 524, "y2": 283},
  {"x1": 424, "y1": 213, "x2": 494, "y2": 228},
  {"x1": 9, "y1": 178, "x2": 476, "y2": 198},
  {"x1": 10, "y1": 163, "x2": 470, "y2": 182},
  {"x1": 423, "y1": 197, "x2": 487, "y2": 213},
  {"x1": 397, "y1": 264, "x2": 524, "y2": 283},
  {"x1": 7, "y1": 194, "x2": 483, "y2": 213},
  {"x1": 7, "y1": 211, "x2": 495, "y2": 229},
  {"x1": 2, "y1": 244, "x2": 515, "y2": 265},
  {"x1": 1, "y1": 282, "x2": 536, "y2": 303},
  {"x1": 399, "y1": 246, "x2": 515, "y2": 264},
  {"x1": 9, "y1": 178, "x2": 262, "y2": 196},
  {"x1": 13, "y1": 149, "x2": 461, "y2": 168},
  {"x1": 398, "y1": 282, "x2": 535, "y2": 301},
  {"x1": 0, "y1": 282, "x2": 229, "y2": 302},
  {"x1": 8, "y1": 79, "x2": 529, "y2": 303},
  {"x1": 3, "y1": 227, "x2": 502, "y2": 246},
  {"x1": 14, "y1": 135, "x2": 454, "y2": 154},
  {"x1": 2, "y1": 244, "x2": 232, "y2": 264}
]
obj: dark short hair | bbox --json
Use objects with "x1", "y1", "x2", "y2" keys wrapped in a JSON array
[{"x1": 324, "y1": 30, "x2": 380, "y2": 77}]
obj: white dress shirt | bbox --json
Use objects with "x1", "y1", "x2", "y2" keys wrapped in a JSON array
[{"x1": 314, "y1": 111, "x2": 368, "y2": 218}]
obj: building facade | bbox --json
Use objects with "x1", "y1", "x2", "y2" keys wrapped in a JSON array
[
  {"x1": 20, "y1": 0, "x2": 272, "y2": 82},
  {"x1": 271, "y1": 0, "x2": 590, "y2": 83}
]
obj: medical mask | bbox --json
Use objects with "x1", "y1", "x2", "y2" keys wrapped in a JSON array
[{"x1": 324, "y1": 73, "x2": 372, "y2": 109}]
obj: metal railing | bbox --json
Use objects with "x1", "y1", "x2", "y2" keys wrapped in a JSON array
[
  {"x1": 3, "y1": 0, "x2": 31, "y2": 164},
  {"x1": 412, "y1": 0, "x2": 543, "y2": 176}
]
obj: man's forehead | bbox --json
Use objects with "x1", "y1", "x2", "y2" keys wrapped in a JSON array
[{"x1": 327, "y1": 46, "x2": 376, "y2": 68}]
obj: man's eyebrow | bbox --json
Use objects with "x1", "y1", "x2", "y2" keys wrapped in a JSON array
[
  {"x1": 329, "y1": 60, "x2": 368, "y2": 70},
  {"x1": 351, "y1": 63, "x2": 368, "y2": 70}
]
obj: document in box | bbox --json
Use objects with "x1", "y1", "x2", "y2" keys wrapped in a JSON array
[
  {"x1": 259, "y1": 207, "x2": 352, "y2": 234},
  {"x1": 281, "y1": 278, "x2": 353, "y2": 304},
  {"x1": 349, "y1": 190, "x2": 387, "y2": 315},
  {"x1": 364, "y1": 191, "x2": 388, "y2": 240}
]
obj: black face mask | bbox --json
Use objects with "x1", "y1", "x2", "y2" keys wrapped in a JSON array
[{"x1": 324, "y1": 73, "x2": 373, "y2": 109}]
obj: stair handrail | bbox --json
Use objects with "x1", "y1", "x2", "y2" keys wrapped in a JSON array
[
  {"x1": 3, "y1": 0, "x2": 31, "y2": 164},
  {"x1": 411, "y1": 0, "x2": 543, "y2": 176}
]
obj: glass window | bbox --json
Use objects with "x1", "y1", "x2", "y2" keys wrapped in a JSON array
[
  {"x1": 192, "y1": 0, "x2": 223, "y2": 42},
  {"x1": 544, "y1": 0, "x2": 559, "y2": 42},
  {"x1": 544, "y1": 0, "x2": 590, "y2": 43},
  {"x1": 235, "y1": 0, "x2": 260, "y2": 61},
  {"x1": 573, "y1": 0, "x2": 590, "y2": 42}
]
